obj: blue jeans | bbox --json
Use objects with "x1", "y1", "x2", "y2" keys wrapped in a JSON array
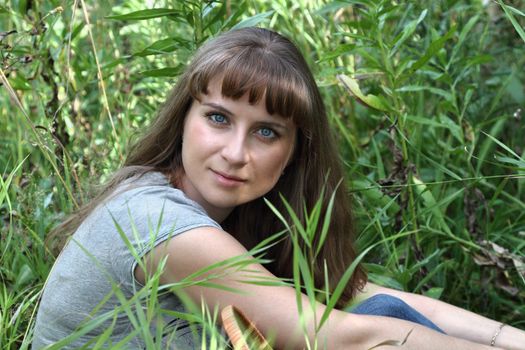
[{"x1": 348, "y1": 294, "x2": 445, "y2": 333}]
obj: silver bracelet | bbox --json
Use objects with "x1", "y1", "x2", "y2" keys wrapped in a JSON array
[{"x1": 490, "y1": 323, "x2": 506, "y2": 347}]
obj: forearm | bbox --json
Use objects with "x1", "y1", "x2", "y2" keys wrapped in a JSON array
[
  {"x1": 361, "y1": 283, "x2": 525, "y2": 349},
  {"x1": 415, "y1": 299, "x2": 524, "y2": 350},
  {"x1": 327, "y1": 313, "x2": 503, "y2": 350}
]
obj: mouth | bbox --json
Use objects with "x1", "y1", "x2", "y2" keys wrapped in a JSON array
[{"x1": 211, "y1": 170, "x2": 247, "y2": 183}]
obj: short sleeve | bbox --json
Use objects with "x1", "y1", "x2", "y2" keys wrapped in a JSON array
[{"x1": 88, "y1": 181, "x2": 221, "y2": 293}]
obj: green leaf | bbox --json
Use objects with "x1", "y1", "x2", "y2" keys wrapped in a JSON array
[
  {"x1": 264, "y1": 198, "x2": 292, "y2": 232},
  {"x1": 315, "y1": 1, "x2": 368, "y2": 15},
  {"x1": 318, "y1": 244, "x2": 374, "y2": 329},
  {"x1": 69, "y1": 22, "x2": 86, "y2": 42},
  {"x1": 102, "y1": 57, "x2": 131, "y2": 71},
  {"x1": 337, "y1": 74, "x2": 389, "y2": 112},
  {"x1": 495, "y1": 156, "x2": 525, "y2": 169},
  {"x1": 231, "y1": 11, "x2": 274, "y2": 30},
  {"x1": 421, "y1": 152, "x2": 463, "y2": 181},
  {"x1": 279, "y1": 194, "x2": 310, "y2": 247},
  {"x1": 482, "y1": 131, "x2": 523, "y2": 160},
  {"x1": 465, "y1": 54, "x2": 494, "y2": 68},
  {"x1": 106, "y1": 8, "x2": 183, "y2": 21},
  {"x1": 295, "y1": 247, "x2": 317, "y2": 304},
  {"x1": 8, "y1": 74, "x2": 31, "y2": 91},
  {"x1": 497, "y1": 0, "x2": 525, "y2": 44},
  {"x1": 45, "y1": 309, "x2": 117, "y2": 349},
  {"x1": 476, "y1": 119, "x2": 506, "y2": 174},
  {"x1": 390, "y1": 9, "x2": 428, "y2": 57},
  {"x1": 366, "y1": 272, "x2": 404, "y2": 291},
  {"x1": 396, "y1": 85, "x2": 453, "y2": 102},
  {"x1": 0, "y1": 155, "x2": 28, "y2": 209},
  {"x1": 405, "y1": 115, "x2": 446, "y2": 128},
  {"x1": 438, "y1": 114, "x2": 463, "y2": 143},
  {"x1": 218, "y1": 3, "x2": 246, "y2": 31},
  {"x1": 408, "y1": 25, "x2": 456, "y2": 75},
  {"x1": 16, "y1": 0, "x2": 28, "y2": 14},
  {"x1": 133, "y1": 38, "x2": 192, "y2": 57},
  {"x1": 139, "y1": 66, "x2": 184, "y2": 77},
  {"x1": 14, "y1": 264, "x2": 34, "y2": 288},
  {"x1": 507, "y1": 5, "x2": 525, "y2": 17},
  {"x1": 315, "y1": 185, "x2": 338, "y2": 258},
  {"x1": 201, "y1": 2, "x2": 228, "y2": 32},
  {"x1": 449, "y1": 16, "x2": 479, "y2": 67},
  {"x1": 317, "y1": 43, "x2": 355, "y2": 62},
  {"x1": 357, "y1": 193, "x2": 400, "y2": 236},
  {"x1": 506, "y1": 75, "x2": 525, "y2": 104},
  {"x1": 423, "y1": 287, "x2": 444, "y2": 299},
  {"x1": 412, "y1": 175, "x2": 452, "y2": 235}
]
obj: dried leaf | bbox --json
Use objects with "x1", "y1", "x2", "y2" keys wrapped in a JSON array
[
  {"x1": 488, "y1": 242, "x2": 508, "y2": 256},
  {"x1": 512, "y1": 258, "x2": 525, "y2": 280},
  {"x1": 368, "y1": 329, "x2": 413, "y2": 349},
  {"x1": 337, "y1": 74, "x2": 389, "y2": 112},
  {"x1": 475, "y1": 240, "x2": 525, "y2": 295},
  {"x1": 473, "y1": 253, "x2": 494, "y2": 266}
]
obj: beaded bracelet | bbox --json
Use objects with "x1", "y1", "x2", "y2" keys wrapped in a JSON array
[{"x1": 490, "y1": 323, "x2": 506, "y2": 347}]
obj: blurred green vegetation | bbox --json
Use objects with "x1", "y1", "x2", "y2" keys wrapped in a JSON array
[{"x1": 1, "y1": 0, "x2": 524, "y2": 348}]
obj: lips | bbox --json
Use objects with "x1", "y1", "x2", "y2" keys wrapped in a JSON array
[{"x1": 212, "y1": 170, "x2": 246, "y2": 182}]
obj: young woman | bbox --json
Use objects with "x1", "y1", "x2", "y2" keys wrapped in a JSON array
[{"x1": 33, "y1": 27, "x2": 524, "y2": 349}]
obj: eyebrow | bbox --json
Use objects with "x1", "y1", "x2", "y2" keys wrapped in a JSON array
[
  {"x1": 201, "y1": 102, "x2": 290, "y2": 130},
  {"x1": 202, "y1": 102, "x2": 233, "y2": 117}
]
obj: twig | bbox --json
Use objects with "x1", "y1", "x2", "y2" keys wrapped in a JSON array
[
  {"x1": 79, "y1": 0, "x2": 123, "y2": 161},
  {"x1": 0, "y1": 67, "x2": 79, "y2": 208}
]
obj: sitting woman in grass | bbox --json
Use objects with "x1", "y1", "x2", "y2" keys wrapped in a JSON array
[{"x1": 32, "y1": 27, "x2": 525, "y2": 349}]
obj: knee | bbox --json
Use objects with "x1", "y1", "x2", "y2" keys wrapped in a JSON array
[{"x1": 363, "y1": 293, "x2": 412, "y2": 318}]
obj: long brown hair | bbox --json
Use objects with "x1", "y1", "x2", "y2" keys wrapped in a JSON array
[{"x1": 49, "y1": 27, "x2": 366, "y2": 307}]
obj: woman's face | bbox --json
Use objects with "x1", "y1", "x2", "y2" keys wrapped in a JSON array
[{"x1": 180, "y1": 77, "x2": 297, "y2": 222}]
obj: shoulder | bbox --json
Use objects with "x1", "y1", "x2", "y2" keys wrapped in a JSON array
[
  {"x1": 74, "y1": 172, "x2": 221, "y2": 252},
  {"x1": 99, "y1": 172, "x2": 220, "y2": 228},
  {"x1": 112, "y1": 172, "x2": 199, "y2": 210}
]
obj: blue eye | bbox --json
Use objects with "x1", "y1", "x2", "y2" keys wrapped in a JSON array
[
  {"x1": 208, "y1": 113, "x2": 227, "y2": 124},
  {"x1": 257, "y1": 127, "x2": 276, "y2": 139}
]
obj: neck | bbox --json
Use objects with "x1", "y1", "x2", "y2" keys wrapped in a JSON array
[
  {"x1": 202, "y1": 206, "x2": 232, "y2": 223},
  {"x1": 177, "y1": 173, "x2": 233, "y2": 223}
]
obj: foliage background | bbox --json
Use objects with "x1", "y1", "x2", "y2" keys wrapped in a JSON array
[{"x1": 1, "y1": 0, "x2": 524, "y2": 348}]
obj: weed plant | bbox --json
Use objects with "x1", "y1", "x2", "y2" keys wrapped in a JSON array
[{"x1": 1, "y1": 0, "x2": 524, "y2": 348}]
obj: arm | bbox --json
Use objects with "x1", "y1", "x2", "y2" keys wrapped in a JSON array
[
  {"x1": 358, "y1": 282, "x2": 525, "y2": 350},
  {"x1": 135, "y1": 227, "x2": 505, "y2": 349}
]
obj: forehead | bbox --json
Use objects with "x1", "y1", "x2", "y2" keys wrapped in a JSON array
[
  {"x1": 188, "y1": 54, "x2": 311, "y2": 128},
  {"x1": 200, "y1": 76, "x2": 295, "y2": 125}
]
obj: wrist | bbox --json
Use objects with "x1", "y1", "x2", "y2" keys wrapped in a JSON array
[
  {"x1": 490, "y1": 323, "x2": 505, "y2": 347},
  {"x1": 491, "y1": 323, "x2": 525, "y2": 350}
]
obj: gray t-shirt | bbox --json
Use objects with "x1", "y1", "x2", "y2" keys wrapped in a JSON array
[{"x1": 32, "y1": 172, "x2": 221, "y2": 349}]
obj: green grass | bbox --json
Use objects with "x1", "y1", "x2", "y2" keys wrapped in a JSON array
[{"x1": 1, "y1": 0, "x2": 525, "y2": 348}]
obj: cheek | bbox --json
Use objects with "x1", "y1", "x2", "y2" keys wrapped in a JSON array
[
  {"x1": 183, "y1": 121, "x2": 212, "y2": 157},
  {"x1": 183, "y1": 119, "x2": 203, "y2": 142},
  {"x1": 258, "y1": 147, "x2": 291, "y2": 181},
  {"x1": 181, "y1": 123, "x2": 202, "y2": 169}
]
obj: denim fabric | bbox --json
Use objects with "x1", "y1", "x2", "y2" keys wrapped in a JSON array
[{"x1": 348, "y1": 294, "x2": 445, "y2": 333}]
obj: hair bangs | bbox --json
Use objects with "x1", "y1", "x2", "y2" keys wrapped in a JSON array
[{"x1": 189, "y1": 47, "x2": 312, "y2": 126}]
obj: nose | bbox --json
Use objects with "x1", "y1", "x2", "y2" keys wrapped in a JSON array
[{"x1": 221, "y1": 131, "x2": 249, "y2": 166}]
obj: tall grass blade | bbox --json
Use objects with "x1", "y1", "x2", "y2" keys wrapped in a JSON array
[{"x1": 496, "y1": 0, "x2": 525, "y2": 43}]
